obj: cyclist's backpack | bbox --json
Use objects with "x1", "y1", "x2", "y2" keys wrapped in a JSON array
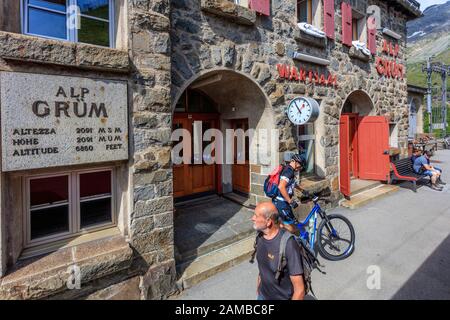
[
  {"x1": 249, "y1": 230, "x2": 324, "y2": 297},
  {"x1": 263, "y1": 165, "x2": 284, "y2": 198}
]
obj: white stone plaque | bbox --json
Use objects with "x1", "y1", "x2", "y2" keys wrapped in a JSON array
[{"x1": 1, "y1": 72, "x2": 129, "y2": 171}]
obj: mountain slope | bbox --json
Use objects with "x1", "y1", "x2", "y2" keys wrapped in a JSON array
[{"x1": 406, "y1": 1, "x2": 450, "y2": 88}]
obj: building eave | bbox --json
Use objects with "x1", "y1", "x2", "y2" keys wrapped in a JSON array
[{"x1": 391, "y1": 0, "x2": 423, "y2": 20}]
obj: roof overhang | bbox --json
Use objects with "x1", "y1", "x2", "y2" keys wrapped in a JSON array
[
  {"x1": 391, "y1": 0, "x2": 422, "y2": 20},
  {"x1": 407, "y1": 84, "x2": 427, "y2": 95}
]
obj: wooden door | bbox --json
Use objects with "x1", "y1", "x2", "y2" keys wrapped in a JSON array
[
  {"x1": 348, "y1": 114, "x2": 359, "y2": 178},
  {"x1": 231, "y1": 119, "x2": 250, "y2": 194},
  {"x1": 357, "y1": 116, "x2": 390, "y2": 181},
  {"x1": 173, "y1": 117, "x2": 190, "y2": 198},
  {"x1": 191, "y1": 118, "x2": 217, "y2": 194},
  {"x1": 339, "y1": 115, "x2": 351, "y2": 197},
  {"x1": 173, "y1": 114, "x2": 219, "y2": 198}
]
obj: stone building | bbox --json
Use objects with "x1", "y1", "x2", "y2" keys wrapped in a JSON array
[
  {"x1": 407, "y1": 84, "x2": 426, "y2": 140},
  {"x1": 0, "y1": 0, "x2": 420, "y2": 299}
]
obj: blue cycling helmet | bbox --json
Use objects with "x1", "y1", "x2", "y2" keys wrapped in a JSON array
[{"x1": 291, "y1": 153, "x2": 306, "y2": 168}]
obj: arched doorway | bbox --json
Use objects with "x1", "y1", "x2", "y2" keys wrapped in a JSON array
[
  {"x1": 172, "y1": 70, "x2": 274, "y2": 268},
  {"x1": 339, "y1": 90, "x2": 390, "y2": 197},
  {"x1": 172, "y1": 69, "x2": 273, "y2": 203}
]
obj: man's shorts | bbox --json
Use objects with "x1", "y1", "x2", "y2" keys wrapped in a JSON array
[
  {"x1": 272, "y1": 199, "x2": 296, "y2": 225},
  {"x1": 423, "y1": 167, "x2": 442, "y2": 176}
]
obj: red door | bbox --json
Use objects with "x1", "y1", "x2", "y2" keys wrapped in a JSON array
[
  {"x1": 357, "y1": 116, "x2": 390, "y2": 181},
  {"x1": 339, "y1": 115, "x2": 351, "y2": 197}
]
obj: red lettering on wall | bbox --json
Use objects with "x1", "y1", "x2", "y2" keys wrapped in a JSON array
[
  {"x1": 274, "y1": 64, "x2": 337, "y2": 86},
  {"x1": 327, "y1": 74, "x2": 337, "y2": 86},
  {"x1": 290, "y1": 67, "x2": 299, "y2": 80},
  {"x1": 277, "y1": 64, "x2": 289, "y2": 78},
  {"x1": 376, "y1": 57, "x2": 404, "y2": 79},
  {"x1": 376, "y1": 57, "x2": 384, "y2": 74},
  {"x1": 299, "y1": 68, "x2": 307, "y2": 82},
  {"x1": 319, "y1": 74, "x2": 326, "y2": 85},
  {"x1": 314, "y1": 72, "x2": 319, "y2": 83}
]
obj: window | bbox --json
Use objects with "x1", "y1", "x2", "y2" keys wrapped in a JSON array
[
  {"x1": 22, "y1": 0, "x2": 114, "y2": 47},
  {"x1": 297, "y1": 0, "x2": 312, "y2": 24},
  {"x1": 298, "y1": 123, "x2": 315, "y2": 175},
  {"x1": 233, "y1": 0, "x2": 249, "y2": 8},
  {"x1": 297, "y1": 0, "x2": 322, "y2": 28},
  {"x1": 174, "y1": 89, "x2": 218, "y2": 114},
  {"x1": 351, "y1": 11, "x2": 366, "y2": 43},
  {"x1": 25, "y1": 168, "x2": 115, "y2": 246}
]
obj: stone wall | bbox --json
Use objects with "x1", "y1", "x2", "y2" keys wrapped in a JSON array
[
  {"x1": 127, "y1": 0, "x2": 176, "y2": 299},
  {"x1": 0, "y1": 0, "x2": 177, "y2": 299},
  {"x1": 170, "y1": 0, "x2": 411, "y2": 204}
]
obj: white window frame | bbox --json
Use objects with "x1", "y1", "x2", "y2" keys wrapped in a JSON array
[
  {"x1": 21, "y1": 0, "x2": 115, "y2": 48},
  {"x1": 23, "y1": 166, "x2": 116, "y2": 248}
]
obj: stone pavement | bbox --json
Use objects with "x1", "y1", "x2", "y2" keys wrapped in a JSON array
[
  {"x1": 174, "y1": 195, "x2": 254, "y2": 265},
  {"x1": 175, "y1": 150, "x2": 450, "y2": 300}
]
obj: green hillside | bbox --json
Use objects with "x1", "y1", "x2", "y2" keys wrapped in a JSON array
[{"x1": 406, "y1": 50, "x2": 450, "y2": 90}]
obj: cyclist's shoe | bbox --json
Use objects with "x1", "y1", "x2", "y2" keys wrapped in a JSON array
[
  {"x1": 437, "y1": 179, "x2": 446, "y2": 185},
  {"x1": 431, "y1": 184, "x2": 443, "y2": 191}
]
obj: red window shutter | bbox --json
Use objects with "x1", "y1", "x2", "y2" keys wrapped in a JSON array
[
  {"x1": 341, "y1": 2, "x2": 352, "y2": 47},
  {"x1": 367, "y1": 16, "x2": 377, "y2": 55},
  {"x1": 249, "y1": 0, "x2": 270, "y2": 16},
  {"x1": 323, "y1": 0, "x2": 335, "y2": 39}
]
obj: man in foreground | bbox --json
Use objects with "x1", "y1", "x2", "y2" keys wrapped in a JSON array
[{"x1": 252, "y1": 202, "x2": 305, "y2": 300}]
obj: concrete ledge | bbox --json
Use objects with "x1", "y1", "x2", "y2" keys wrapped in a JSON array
[
  {"x1": 340, "y1": 185, "x2": 399, "y2": 209},
  {"x1": 293, "y1": 29, "x2": 326, "y2": 48},
  {"x1": 0, "y1": 31, "x2": 130, "y2": 72},
  {"x1": 201, "y1": 0, "x2": 256, "y2": 26},
  {"x1": 348, "y1": 46, "x2": 371, "y2": 63},
  {"x1": 0, "y1": 235, "x2": 133, "y2": 299}
]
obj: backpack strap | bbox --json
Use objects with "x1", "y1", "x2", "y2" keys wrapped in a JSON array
[
  {"x1": 275, "y1": 230, "x2": 295, "y2": 282},
  {"x1": 249, "y1": 232, "x2": 263, "y2": 264}
]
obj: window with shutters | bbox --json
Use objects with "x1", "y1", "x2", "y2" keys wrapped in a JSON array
[{"x1": 297, "y1": 0, "x2": 321, "y2": 29}]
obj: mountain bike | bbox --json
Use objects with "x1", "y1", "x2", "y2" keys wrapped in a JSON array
[{"x1": 293, "y1": 193, "x2": 355, "y2": 261}]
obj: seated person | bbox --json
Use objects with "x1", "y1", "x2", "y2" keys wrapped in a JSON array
[
  {"x1": 413, "y1": 151, "x2": 445, "y2": 191},
  {"x1": 410, "y1": 148, "x2": 422, "y2": 164}
]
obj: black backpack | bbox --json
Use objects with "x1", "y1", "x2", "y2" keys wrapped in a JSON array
[{"x1": 249, "y1": 230, "x2": 325, "y2": 297}]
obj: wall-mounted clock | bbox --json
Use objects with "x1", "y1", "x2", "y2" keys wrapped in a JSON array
[{"x1": 286, "y1": 97, "x2": 320, "y2": 125}]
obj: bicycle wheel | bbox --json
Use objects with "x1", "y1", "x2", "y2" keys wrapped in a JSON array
[{"x1": 317, "y1": 214, "x2": 355, "y2": 261}]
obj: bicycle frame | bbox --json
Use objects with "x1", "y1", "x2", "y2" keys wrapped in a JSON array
[{"x1": 294, "y1": 202, "x2": 325, "y2": 252}]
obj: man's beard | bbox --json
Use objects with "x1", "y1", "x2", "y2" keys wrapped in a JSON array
[{"x1": 253, "y1": 224, "x2": 268, "y2": 232}]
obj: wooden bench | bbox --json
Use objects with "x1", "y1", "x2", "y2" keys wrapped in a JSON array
[{"x1": 390, "y1": 158, "x2": 429, "y2": 192}]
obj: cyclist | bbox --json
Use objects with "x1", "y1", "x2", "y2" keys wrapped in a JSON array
[{"x1": 273, "y1": 154, "x2": 307, "y2": 235}]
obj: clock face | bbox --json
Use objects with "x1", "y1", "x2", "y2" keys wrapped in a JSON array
[{"x1": 287, "y1": 97, "x2": 313, "y2": 125}]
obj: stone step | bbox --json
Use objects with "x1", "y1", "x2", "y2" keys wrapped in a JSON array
[
  {"x1": 177, "y1": 228, "x2": 255, "y2": 263},
  {"x1": 340, "y1": 184, "x2": 399, "y2": 210},
  {"x1": 350, "y1": 179, "x2": 382, "y2": 196},
  {"x1": 176, "y1": 236, "x2": 255, "y2": 290}
]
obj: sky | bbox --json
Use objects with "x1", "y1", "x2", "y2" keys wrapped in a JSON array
[{"x1": 418, "y1": 0, "x2": 448, "y2": 10}]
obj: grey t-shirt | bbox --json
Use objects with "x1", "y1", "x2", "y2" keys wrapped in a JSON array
[{"x1": 256, "y1": 229, "x2": 304, "y2": 300}]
